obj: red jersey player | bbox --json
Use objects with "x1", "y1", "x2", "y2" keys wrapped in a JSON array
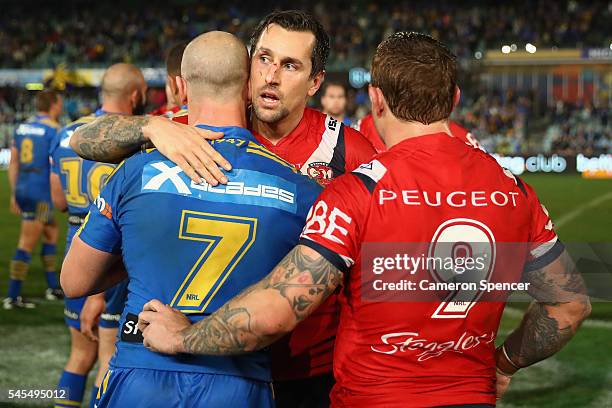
[
  {"x1": 358, "y1": 111, "x2": 481, "y2": 153},
  {"x1": 69, "y1": 11, "x2": 376, "y2": 407},
  {"x1": 139, "y1": 32, "x2": 590, "y2": 407}
]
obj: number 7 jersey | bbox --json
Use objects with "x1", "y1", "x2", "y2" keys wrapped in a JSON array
[{"x1": 77, "y1": 125, "x2": 322, "y2": 381}]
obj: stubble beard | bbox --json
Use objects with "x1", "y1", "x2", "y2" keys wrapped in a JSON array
[{"x1": 252, "y1": 101, "x2": 291, "y2": 125}]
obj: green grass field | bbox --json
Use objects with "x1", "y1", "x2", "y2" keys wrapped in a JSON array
[{"x1": 0, "y1": 172, "x2": 611, "y2": 407}]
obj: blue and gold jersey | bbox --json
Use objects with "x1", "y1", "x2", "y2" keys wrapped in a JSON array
[
  {"x1": 13, "y1": 114, "x2": 59, "y2": 200},
  {"x1": 50, "y1": 109, "x2": 116, "y2": 216},
  {"x1": 78, "y1": 125, "x2": 322, "y2": 381}
]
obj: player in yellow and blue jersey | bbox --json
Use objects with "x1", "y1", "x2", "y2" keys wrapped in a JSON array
[
  {"x1": 50, "y1": 63, "x2": 147, "y2": 408},
  {"x1": 4, "y1": 90, "x2": 64, "y2": 310},
  {"x1": 61, "y1": 32, "x2": 322, "y2": 408}
]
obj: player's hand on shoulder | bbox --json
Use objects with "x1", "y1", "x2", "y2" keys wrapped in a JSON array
[
  {"x1": 139, "y1": 299, "x2": 191, "y2": 355},
  {"x1": 9, "y1": 195, "x2": 20, "y2": 215},
  {"x1": 143, "y1": 116, "x2": 232, "y2": 186},
  {"x1": 80, "y1": 294, "x2": 105, "y2": 342}
]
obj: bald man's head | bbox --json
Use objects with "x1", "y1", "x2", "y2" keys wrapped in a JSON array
[
  {"x1": 181, "y1": 31, "x2": 249, "y2": 100},
  {"x1": 100, "y1": 63, "x2": 147, "y2": 114}
]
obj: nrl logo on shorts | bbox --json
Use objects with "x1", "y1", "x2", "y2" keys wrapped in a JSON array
[{"x1": 307, "y1": 162, "x2": 333, "y2": 184}]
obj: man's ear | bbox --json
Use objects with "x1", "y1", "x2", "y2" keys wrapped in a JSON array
[
  {"x1": 307, "y1": 70, "x2": 325, "y2": 97},
  {"x1": 246, "y1": 77, "x2": 252, "y2": 105},
  {"x1": 368, "y1": 85, "x2": 385, "y2": 118},
  {"x1": 175, "y1": 76, "x2": 187, "y2": 105},
  {"x1": 177, "y1": 76, "x2": 188, "y2": 103},
  {"x1": 452, "y1": 86, "x2": 461, "y2": 111},
  {"x1": 130, "y1": 89, "x2": 139, "y2": 108}
]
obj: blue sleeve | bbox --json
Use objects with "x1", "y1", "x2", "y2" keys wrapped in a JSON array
[
  {"x1": 48, "y1": 127, "x2": 58, "y2": 155},
  {"x1": 77, "y1": 163, "x2": 125, "y2": 254},
  {"x1": 49, "y1": 131, "x2": 60, "y2": 174}
]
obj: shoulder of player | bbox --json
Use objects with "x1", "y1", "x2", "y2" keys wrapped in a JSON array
[
  {"x1": 342, "y1": 124, "x2": 376, "y2": 154},
  {"x1": 122, "y1": 147, "x2": 165, "y2": 170},
  {"x1": 347, "y1": 154, "x2": 396, "y2": 195},
  {"x1": 461, "y1": 146, "x2": 534, "y2": 200},
  {"x1": 310, "y1": 108, "x2": 376, "y2": 151},
  {"x1": 38, "y1": 118, "x2": 61, "y2": 130},
  {"x1": 243, "y1": 140, "x2": 294, "y2": 169},
  {"x1": 60, "y1": 114, "x2": 97, "y2": 134},
  {"x1": 103, "y1": 152, "x2": 146, "y2": 186}
]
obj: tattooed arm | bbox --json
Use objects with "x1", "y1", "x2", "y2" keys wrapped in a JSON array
[
  {"x1": 70, "y1": 114, "x2": 149, "y2": 163},
  {"x1": 497, "y1": 249, "x2": 591, "y2": 374},
  {"x1": 139, "y1": 244, "x2": 343, "y2": 355},
  {"x1": 70, "y1": 114, "x2": 231, "y2": 184}
]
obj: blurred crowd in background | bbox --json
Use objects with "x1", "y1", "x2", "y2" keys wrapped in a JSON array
[
  {"x1": 1, "y1": 0, "x2": 610, "y2": 68},
  {"x1": 0, "y1": 0, "x2": 610, "y2": 155}
]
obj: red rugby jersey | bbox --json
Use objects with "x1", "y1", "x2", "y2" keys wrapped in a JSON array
[
  {"x1": 356, "y1": 113, "x2": 386, "y2": 153},
  {"x1": 300, "y1": 132, "x2": 561, "y2": 406},
  {"x1": 357, "y1": 113, "x2": 482, "y2": 153},
  {"x1": 255, "y1": 107, "x2": 377, "y2": 380}
]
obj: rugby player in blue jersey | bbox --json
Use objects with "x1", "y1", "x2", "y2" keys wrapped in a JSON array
[
  {"x1": 61, "y1": 31, "x2": 322, "y2": 407},
  {"x1": 51, "y1": 63, "x2": 147, "y2": 408},
  {"x1": 5, "y1": 90, "x2": 63, "y2": 309}
]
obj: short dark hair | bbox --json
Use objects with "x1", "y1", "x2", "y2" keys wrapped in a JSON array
[
  {"x1": 249, "y1": 10, "x2": 330, "y2": 79},
  {"x1": 371, "y1": 32, "x2": 457, "y2": 124},
  {"x1": 35, "y1": 90, "x2": 60, "y2": 112},
  {"x1": 321, "y1": 81, "x2": 346, "y2": 97},
  {"x1": 166, "y1": 42, "x2": 187, "y2": 77}
]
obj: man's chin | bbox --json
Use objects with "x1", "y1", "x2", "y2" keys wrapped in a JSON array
[{"x1": 253, "y1": 105, "x2": 289, "y2": 124}]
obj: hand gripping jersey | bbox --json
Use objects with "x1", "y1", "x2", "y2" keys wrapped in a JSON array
[
  {"x1": 357, "y1": 113, "x2": 482, "y2": 153},
  {"x1": 13, "y1": 114, "x2": 59, "y2": 219},
  {"x1": 254, "y1": 107, "x2": 377, "y2": 380},
  {"x1": 300, "y1": 133, "x2": 563, "y2": 407},
  {"x1": 77, "y1": 125, "x2": 322, "y2": 381}
]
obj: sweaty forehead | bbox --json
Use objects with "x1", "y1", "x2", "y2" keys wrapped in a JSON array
[{"x1": 256, "y1": 24, "x2": 315, "y2": 65}]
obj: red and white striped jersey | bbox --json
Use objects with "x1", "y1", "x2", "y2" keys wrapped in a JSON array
[{"x1": 256, "y1": 107, "x2": 377, "y2": 380}]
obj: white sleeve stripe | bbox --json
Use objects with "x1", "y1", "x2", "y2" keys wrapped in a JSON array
[{"x1": 530, "y1": 236, "x2": 558, "y2": 257}]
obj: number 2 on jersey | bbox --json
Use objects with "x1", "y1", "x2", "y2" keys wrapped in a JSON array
[
  {"x1": 172, "y1": 210, "x2": 257, "y2": 313},
  {"x1": 429, "y1": 218, "x2": 496, "y2": 319}
]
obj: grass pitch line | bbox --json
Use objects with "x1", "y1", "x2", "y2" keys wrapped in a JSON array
[
  {"x1": 554, "y1": 191, "x2": 612, "y2": 229},
  {"x1": 505, "y1": 307, "x2": 612, "y2": 329}
]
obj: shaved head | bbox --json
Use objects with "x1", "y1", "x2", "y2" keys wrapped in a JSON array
[
  {"x1": 181, "y1": 31, "x2": 249, "y2": 100},
  {"x1": 101, "y1": 63, "x2": 146, "y2": 100}
]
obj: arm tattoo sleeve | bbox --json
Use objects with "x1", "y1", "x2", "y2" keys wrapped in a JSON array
[
  {"x1": 181, "y1": 245, "x2": 344, "y2": 355},
  {"x1": 504, "y1": 250, "x2": 590, "y2": 368},
  {"x1": 72, "y1": 114, "x2": 150, "y2": 163}
]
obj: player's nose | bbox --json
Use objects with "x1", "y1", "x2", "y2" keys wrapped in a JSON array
[{"x1": 264, "y1": 63, "x2": 280, "y2": 85}]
